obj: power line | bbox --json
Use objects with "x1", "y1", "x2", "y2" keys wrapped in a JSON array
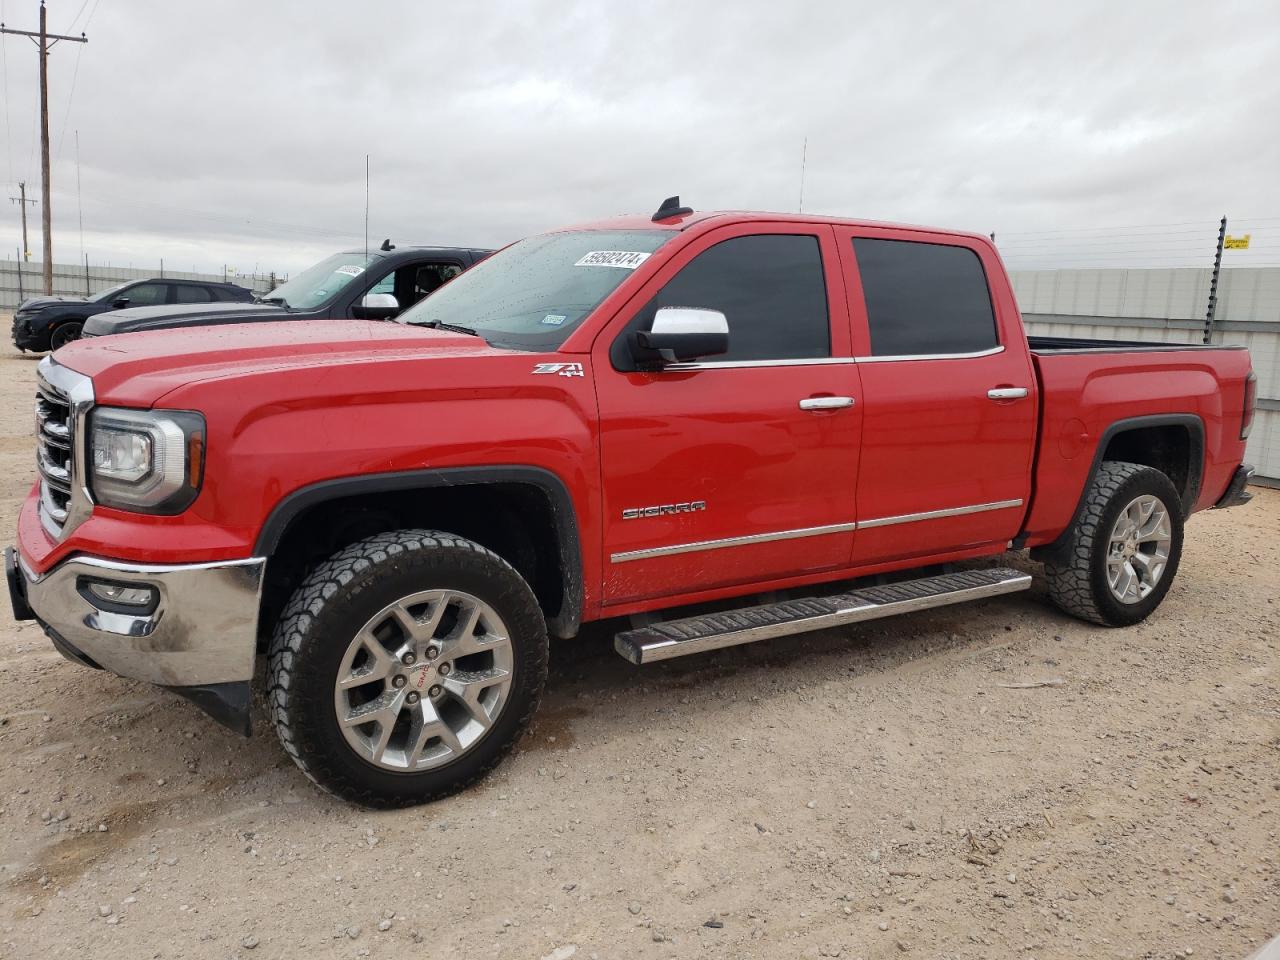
[
  {"x1": 65, "y1": 0, "x2": 89, "y2": 31},
  {"x1": 54, "y1": 38, "x2": 81, "y2": 162},
  {"x1": 998, "y1": 220, "x2": 1209, "y2": 237}
]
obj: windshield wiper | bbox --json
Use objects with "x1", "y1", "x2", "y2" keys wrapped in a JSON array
[
  {"x1": 421, "y1": 319, "x2": 479, "y2": 337},
  {"x1": 258, "y1": 295, "x2": 290, "y2": 309}
]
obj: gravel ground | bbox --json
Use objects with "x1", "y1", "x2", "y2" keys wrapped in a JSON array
[{"x1": 1, "y1": 340, "x2": 1277, "y2": 960}]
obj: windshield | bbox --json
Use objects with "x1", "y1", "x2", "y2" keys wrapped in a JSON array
[
  {"x1": 262, "y1": 252, "x2": 380, "y2": 310},
  {"x1": 88, "y1": 282, "x2": 129, "y2": 303},
  {"x1": 397, "y1": 230, "x2": 673, "y2": 350}
]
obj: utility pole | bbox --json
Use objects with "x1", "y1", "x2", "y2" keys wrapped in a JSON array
[
  {"x1": 8, "y1": 181, "x2": 36, "y2": 260},
  {"x1": 1, "y1": 3, "x2": 89, "y2": 294}
]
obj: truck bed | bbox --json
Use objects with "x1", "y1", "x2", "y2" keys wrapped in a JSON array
[{"x1": 1020, "y1": 336, "x2": 1253, "y2": 549}]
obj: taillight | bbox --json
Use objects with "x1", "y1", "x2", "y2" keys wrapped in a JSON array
[{"x1": 1241, "y1": 372, "x2": 1257, "y2": 440}]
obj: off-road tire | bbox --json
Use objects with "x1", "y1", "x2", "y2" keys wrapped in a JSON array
[
  {"x1": 49, "y1": 321, "x2": 83, "y2": 350},
  {"x1": 267, "y1": 529, "x2": 548, "y2": 807},
  {"x1": 1044, "y1": 460, "x2": 1184, "y2": 627}
]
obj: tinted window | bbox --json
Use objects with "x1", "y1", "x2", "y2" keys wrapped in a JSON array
[
  {"x1": 366, "y1": 272, "x2": 395, "y2": 296},
  {"x1": 175, "y1": 285, "x2": 213, "y2": 304},
  {"x1": 121, "y1": 283, "x2": 167, "y2": 307},
  {"x1": 621, "y1": 234, "x2": 829, "y2": 365},
  {"x1": 852, "y1": 239, "x2": 997, "y2": 356}
]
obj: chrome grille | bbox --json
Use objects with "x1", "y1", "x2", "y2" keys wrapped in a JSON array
[
  {"x1": 36, "y1": 380, "x2": 73, "y2": 528},
  {"x1": 35, "y1": 358, "x2": 94, "y2": 539}
]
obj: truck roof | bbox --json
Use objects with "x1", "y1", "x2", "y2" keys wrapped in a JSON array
[
  {"x1": 555, "y1": 209, "x2": 992, "y2": 245},
  {"x1": 338, "y1": 245, "x2": 493, "y2": 259}
]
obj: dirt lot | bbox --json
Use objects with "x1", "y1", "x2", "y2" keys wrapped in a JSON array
[{"x1": 0, "y1": 339, "x2": 1277, "y2": 960}]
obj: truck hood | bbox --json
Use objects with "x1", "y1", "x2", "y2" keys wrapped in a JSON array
[
  {"x1": 82, "y1": 301, "x2": 285, "y2": 336},
  {"x1": 54, "y1": 318, "x2": 504, "y2": 406},
  {"x1": 19, "y1": 295, "x2": 90, "y2": 311}
]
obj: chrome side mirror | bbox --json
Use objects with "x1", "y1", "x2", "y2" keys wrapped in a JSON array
[
  {"x1": 353, "y1": 292, "x2": 399, "y2": 320},
  {"x1": 634, "y1": 307, "x2": 729, "y2": 365}
]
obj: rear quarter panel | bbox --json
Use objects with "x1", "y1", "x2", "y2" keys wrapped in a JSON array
[{"x1": 1023, "y1": 348, "x2": 1252, "y2": 546}]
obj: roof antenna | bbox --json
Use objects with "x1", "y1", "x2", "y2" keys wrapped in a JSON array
[
  {"x1": 652, "y1": 195, "x2": 693, "y2": 222},
  {"x1": 380, "y1": 238, "x2": 395, "y2": 251},
  {"x1": 364, "y1": 154, "x2": 370, "y2": 261},
  {"x1": 798, "y1": 137, "x2": 808, "y2": 213}
]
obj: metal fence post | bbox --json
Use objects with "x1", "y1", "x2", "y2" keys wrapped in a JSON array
[{"x1": 1203, "y1": 216, "x2": 1226, "y2": 344}]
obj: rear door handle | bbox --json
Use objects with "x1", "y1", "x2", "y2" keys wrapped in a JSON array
[
  {"x1": 799, "y1": 396, "x2": 855, "y2": 410},
  {"x1": 987, "y1": 387, "x2": 1029, "y2": 400}
]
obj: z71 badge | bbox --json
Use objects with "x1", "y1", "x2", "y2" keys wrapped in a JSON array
[{"x1": 532, "y1": 362, "x2": 585, "y2": 378}]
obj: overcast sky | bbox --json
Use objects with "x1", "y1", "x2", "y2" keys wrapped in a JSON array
[{"x1": 1, "y1": 0, "x2": 1278, "y2": 276}]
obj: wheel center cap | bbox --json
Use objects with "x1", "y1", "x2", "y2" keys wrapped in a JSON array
[{"x1": 409, "y1": 664, "x2": 434, "y2": 690}]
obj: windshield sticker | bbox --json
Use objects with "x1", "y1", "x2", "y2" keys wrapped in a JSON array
[
  {"x1": 574, "y1": 250, "x2": 651, "y2": 269},
  {"x1": 541, "y1": 314, "x2": 567, "y2": 326},
  {"x1": 334, "y1": 265, "x2": 365, "y2": 277}
]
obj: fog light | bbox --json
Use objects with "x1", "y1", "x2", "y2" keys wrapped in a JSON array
[
  {"x1": 88, "y1": 582, "x2": 154, "y2": 605},
  {"x1": 79, "y1": 577, "x2": 158, "y2": 612}
]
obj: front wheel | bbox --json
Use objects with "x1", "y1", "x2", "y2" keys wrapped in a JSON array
[
  {"x1": 49, "y1": 321, "x2": 83, "y2": 350},
  {"x1": 267, "y1": 530, "x2": 549, "y2": 807},
  {"x1": 1044, "y1": 461, "x2": 1184, "y2": 626}
]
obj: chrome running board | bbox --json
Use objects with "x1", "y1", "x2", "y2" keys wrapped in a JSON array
[{"x1": 614, "y1": 568, "x2": 1032, "y2": 665}]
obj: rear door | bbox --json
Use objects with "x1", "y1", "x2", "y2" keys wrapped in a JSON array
[
  {"x1": 833, "y1": 229, "x2": 1036, "y2": 566},
  {"x1": 174, "y1": 284, "x2": 214, "y2": 305},
  {"x1": 592, "y1": 224, "x2": 863, "y2": 606}
]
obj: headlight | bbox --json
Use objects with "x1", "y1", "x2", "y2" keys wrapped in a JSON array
[{"x1": 89, "y1": 407, "x2": 205, "y2": 513}]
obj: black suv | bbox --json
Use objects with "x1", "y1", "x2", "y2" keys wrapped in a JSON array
[
  {"x1": 11, "y1": 278, "x2": 254, "y2": 351},
  {"x1": 79, "y1": 243, "x2": 492, "y2": 340}
]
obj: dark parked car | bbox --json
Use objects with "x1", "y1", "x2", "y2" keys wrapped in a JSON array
[
  {"x1": 79, "y1": 243, "x2": 492, "y2": 340},
  {"x1": 11, "y1": 278, "x2": 255, "y2": 351}
]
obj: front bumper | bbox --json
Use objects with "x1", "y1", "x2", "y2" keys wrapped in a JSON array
[
  {"x1": 1214, "y1": 463, "x2": 1255, "y2": 509},
  {"x1": 7, "y1": 547, "x2": 265, "y2": 733},
  {"x1": 11, "y1": 314, "x2": 42, "y2": 351}
]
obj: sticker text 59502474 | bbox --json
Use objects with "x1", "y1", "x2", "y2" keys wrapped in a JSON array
[{"x1": 574, "y1": 251, "x2": 652, "y2": 269}]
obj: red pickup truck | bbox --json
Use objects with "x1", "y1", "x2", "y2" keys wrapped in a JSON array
[{"x1": 7, "y1": 198, "x2": 1257, "y2": 807}]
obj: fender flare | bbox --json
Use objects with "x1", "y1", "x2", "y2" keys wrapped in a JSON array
[
  {"x1": 1029, "y1": 413, "x2": 1204, "y2": 560},
  {"x1": 254, "y1": 465, "x2": 583, "y2": 637}
]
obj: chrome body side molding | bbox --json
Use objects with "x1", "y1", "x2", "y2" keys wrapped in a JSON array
[
  {"x1": 857, "y1": 498, "x2": 1024, "y2": 529},
  {"x1": 610, "y1": 522, "x2": 858, "y2": 564},
  {"x1": 609, "y1": 499, "x2": 1024, "y2": 563}
]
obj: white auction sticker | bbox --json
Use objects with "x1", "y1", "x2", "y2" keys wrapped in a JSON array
[
  {"x1": 334, "y1": 265, "x2": 365, "y2": 277},
  {"x1": 574, "y1": 251, "x2": 651, "y2": 269}
]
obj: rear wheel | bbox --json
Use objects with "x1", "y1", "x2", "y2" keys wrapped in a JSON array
[
  {"x1": 267, "y1": 530, "x2": 548, "y2": 807},
  {"x1": 1044, "y1": 461, "x2": 1184, "y2": 626},
  {"x1": 49, "y1": 321, "x2": 83, "y2": 350}
]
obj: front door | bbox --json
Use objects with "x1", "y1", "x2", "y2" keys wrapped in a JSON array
[
  {"x1": 833, "y1": 228, "x2": 1037, "y2": 565},
  {"x1": 593, "y1": 224, "x2": 863, "y2": 606}
]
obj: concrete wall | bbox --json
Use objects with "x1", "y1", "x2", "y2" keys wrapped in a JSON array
[
  {"x1": 1013, "y1": 267, "x2": 1280, "y2": 483},
  {"x1": 1, "y1": 259, "x2": 277, "y2": 309}
]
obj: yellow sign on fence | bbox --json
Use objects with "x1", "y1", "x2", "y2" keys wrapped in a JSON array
[{"x1": 1224, "y1": 234, "x2": 1251, "y2": 250}]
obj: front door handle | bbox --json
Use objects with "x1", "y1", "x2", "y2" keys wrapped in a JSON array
[
  {"x1": 799, "y1": 396, "x2": 855, "y2": 411},
  {"x1": 987, "y1": 387, "x2": 1029, "y2": 400}
]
